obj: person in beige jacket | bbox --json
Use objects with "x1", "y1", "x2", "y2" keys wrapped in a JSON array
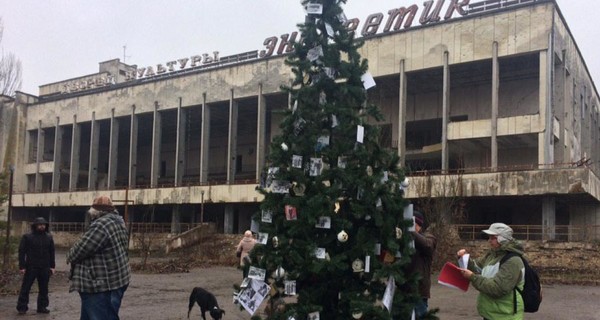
[{"x1": 236, "y1": 230, "x2": 256, "y2": 279}]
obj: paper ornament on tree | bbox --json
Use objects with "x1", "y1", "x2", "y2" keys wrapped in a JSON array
[{"x1": 395, "y1": 227, "x2": 403, "y2": 239}]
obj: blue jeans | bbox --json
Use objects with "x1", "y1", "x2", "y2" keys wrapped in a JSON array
[
  {"x1": 415, "y1": 298, "x2": 428, "y2": 319},
  {"x1": 79, "y1": 285, "x2": 128, "y2": 320}
]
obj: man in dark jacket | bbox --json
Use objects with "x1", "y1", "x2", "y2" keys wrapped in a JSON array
[
  {"x1": 407, "y1": 211, "x2": 437, "y2": 319},
  {"x1": 16, "y1": 217, "x2": 56, "y2": 315}
]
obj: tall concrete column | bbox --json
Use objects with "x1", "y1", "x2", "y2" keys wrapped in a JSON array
[
  {"x1": 256, "y1": 83, "x2": 267, "y2": 180},
  {"x1": 88, "y1": 112, "x2": 99, "y2": 190},
  {"x1": 108, "y1": 109, "x2": 119, "y2": 189},
  {"x1": 129, "y1": 105, "x2": 138, "y2": 188},
  {"x1": 539, "y1": 33, "x2": 554, "y2": 168},
  {"x1": 175, "y1": 98, "x2": 186, "y2": 186},
  {"x1": 398, "y1": 60, "x2": 407, "y2": 167},
  {"x1": 441, "y1": 51, "x2": 450, "y2": 173},
  {"x1": 227, "y1": 89, "x2": 239, "y2": 184},
  {"x1": 52, "y1": 117, "x2": 63, "y2": 192},
  {"x1": 491, "y1": 42, "x2": 499, "y2": 171},
  {"x1": 224, "y1": 204, "x2": 235, "y2": 234},
  {"x1": 34, "y1": 120, "x2": 44, "y2": 193},
  {"x1": 200, "y1": 93, "x2": 210, "y2": 184},
  {"x1": 542, "y1": 196, "x2": 556, "y2": 240},
  {"x1": 69, "y1": 115, "x2": 80, "y2": 191},
  {"x1": 171, "y1": 205, "x2": 182, "y2": 234},
  {"x1": 151, "y1": 102, "x2": 162, "y2": 188}
]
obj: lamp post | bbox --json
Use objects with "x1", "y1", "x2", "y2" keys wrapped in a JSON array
[{"x1": 3, "y1": 165, "x2": 15, "y2": 269}]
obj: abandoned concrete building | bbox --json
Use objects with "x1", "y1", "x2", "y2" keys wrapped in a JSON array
[{"x1": 1, "y1": 0, "x2": 599, "y2": 240}]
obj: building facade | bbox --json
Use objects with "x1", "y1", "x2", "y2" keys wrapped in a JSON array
[{"x1": 1, "y1": 0, "x2": 599, "y2": 238}]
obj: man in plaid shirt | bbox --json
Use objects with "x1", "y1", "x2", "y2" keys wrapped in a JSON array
[{"x1": 67, "y1": 195, "x2": 130, "y2": 320}]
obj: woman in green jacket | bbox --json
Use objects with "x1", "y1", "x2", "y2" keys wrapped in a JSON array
[{"x1": 457, "y1": 223, "x2": 525, "y2": 320}]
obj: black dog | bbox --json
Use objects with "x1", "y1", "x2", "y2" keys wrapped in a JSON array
[{"x1": 187, "y1": 287, "x2": 225, "y2": 320}]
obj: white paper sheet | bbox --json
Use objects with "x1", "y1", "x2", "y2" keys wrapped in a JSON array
[
  {"x1": 361, "y1": 72, "x2": 376, "y2": 89},
  {"x1": 458, "y1": 253, "x2": 470, "y2": 269}
]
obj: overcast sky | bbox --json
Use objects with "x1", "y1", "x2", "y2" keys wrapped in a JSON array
[{"x1": 0, "y1": 0, "x2": 598, "y2": 95}]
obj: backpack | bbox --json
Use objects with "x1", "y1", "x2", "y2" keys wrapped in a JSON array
[{"x1": 499, "y1": 252, "x2": 542, "y2": 313}]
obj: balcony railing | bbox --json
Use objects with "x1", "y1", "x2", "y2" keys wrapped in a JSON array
[
  {"x1": 455, "y1": 224, "x2": 600, "y2": 242},
  {"x1": 47, "y1": 223, "x2": 600, "y2": 241},
  {"x1": 50, "y1": 222, "x2": 205, "y2": 234}
]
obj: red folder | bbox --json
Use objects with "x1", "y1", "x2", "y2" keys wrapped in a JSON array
[{"x1": 437, "y1": 262, "x2": 470, "y2": 292}]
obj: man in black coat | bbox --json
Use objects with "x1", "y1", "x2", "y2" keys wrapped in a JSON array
[{"x1": 16, "y1": 217, "x2": 56, "y2": 315}]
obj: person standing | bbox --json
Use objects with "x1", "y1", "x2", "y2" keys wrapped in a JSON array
[
  {"x1": 67, "y1": 195, "x2": 131, "y2": 320},
  {"x1": 457, "y1": 222, "x2": 525, "y2": 320},
  {"x1": 16, "y1": 217, "x2": 56, "y2": 315},
  {"x1": 236, "y1": 230, "x2": 257, "y2": 279},
  {"x1": 406, "y1": 211, "x2": 437, "y2": 319}
]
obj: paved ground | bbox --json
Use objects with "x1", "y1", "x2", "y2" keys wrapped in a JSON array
[{"x1": 1, "y1": 250, "x2": 599, "y2": 319}]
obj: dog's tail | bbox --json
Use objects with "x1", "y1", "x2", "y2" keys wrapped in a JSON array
[{"x1": 187, "y1": 287, "x2": 197, "y2": 318}]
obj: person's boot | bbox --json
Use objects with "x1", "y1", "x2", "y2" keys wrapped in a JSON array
[{"x1": 37, "y1": 308, "x2": 50, "y2": 314}]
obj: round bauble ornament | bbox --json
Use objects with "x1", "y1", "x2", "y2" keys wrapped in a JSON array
[
  {"x1": 273, "y1": 266, "x2": 286, "y2": 279},
  {"x1": 337, "y1": 230, "x2": 349, "y2": 243},
  {"x1": 272, "y1": 236, "x2": 279, "y2": 248},
  {"x1": 281, "y1": 142, "x2": 289, "y2": 151},
  {"x1": 292, "y1": 182, "x2": 306, "y2": 196},
  {"x1": 366, "y1": 165, "x2": 373, "y2": 176},
  {"x1": 401, "y1": 177, "x2": 410, "y2": 188},
  {"x1": 352, "y1": 259, "x2": 364, "y2": 272},
  {"x1": 352, "y1": 310, "x2": 363, "y2": 319}
]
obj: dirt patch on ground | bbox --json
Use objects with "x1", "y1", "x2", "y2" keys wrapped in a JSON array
[
  {"x1": 2, "y1": 235, "x2": 600, "y2": 319},
  {"x1": 3, "y1": 235, "x2": 599, "y2": 295},
  {"x1": 130, "y1": 235, "x2": 600, "y2": 285},
  {"x1": 130, "y1": 234, "x2": 240, "y2": 274},
  {"x1": 445, "y1": 241, "x2": 600, "y2": 286}
]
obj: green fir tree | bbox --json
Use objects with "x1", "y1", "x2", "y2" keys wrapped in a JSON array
[{"x1": 244, "y1": 1, "x2": 433, "y2": 319}]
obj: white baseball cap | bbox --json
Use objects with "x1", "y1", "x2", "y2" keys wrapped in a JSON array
[{"x1": 482, "y1": 223, "x2": 513, "y2": 240}]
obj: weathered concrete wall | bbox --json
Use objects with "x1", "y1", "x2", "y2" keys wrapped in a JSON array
[
  {"x1": 359, "y1": 3, "x2": 552, "y2": 75},
  {"x1": 11, "y1": 183, "x2": 263, "y2": 208},
  {"x1": 406, "y1": 167, "x2": 600, "y2": 201}
]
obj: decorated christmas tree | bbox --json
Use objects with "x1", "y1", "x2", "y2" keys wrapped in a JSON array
[{"x1": 240, "y1": 1, "x2": 430, "y2": 319}]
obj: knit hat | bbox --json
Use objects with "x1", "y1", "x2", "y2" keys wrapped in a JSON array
[
  {"x1": 92, "y1": 195, "x2": 115, "y2": 212},
  {"x1": 413, "y1": 210, "x2": 425, "y2": 228},
  {"x1": 482, "y1": 222, "x2": 513, "y2": 243},
  {"x1": 244, "y1": 230, "x2": 253, "y2": 238}
]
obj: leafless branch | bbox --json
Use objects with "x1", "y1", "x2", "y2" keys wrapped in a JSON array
[{"x1": 0, "y1": 17, "x2": 23, "y2": 96}]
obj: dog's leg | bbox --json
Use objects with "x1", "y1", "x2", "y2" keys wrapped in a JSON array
[{"x1": 188, "y1": 288, "x2": 197, "y2": 318}]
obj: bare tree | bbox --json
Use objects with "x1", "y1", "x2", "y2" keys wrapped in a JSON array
[
  {"x1": 413, "y1": 173, "x2": 467, "y2": 271},
  {"x1": 0, "y1": 18, "x2": 23, "y2": 96}
]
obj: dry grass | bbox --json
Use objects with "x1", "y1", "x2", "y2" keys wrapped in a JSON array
[{"x1": 131, "y1": 234, "x2": 240, "y2": 273}]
